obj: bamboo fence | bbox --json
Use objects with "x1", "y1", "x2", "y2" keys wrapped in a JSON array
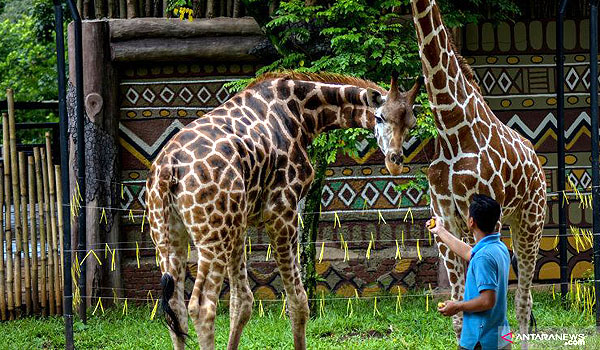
[{"x1": 0, "y1": 89, "x2": 64, "y2": 319}]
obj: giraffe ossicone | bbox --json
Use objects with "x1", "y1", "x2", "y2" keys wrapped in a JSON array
[{"x1": 146, "y1": 70, "x2": 422, "y2": 350}]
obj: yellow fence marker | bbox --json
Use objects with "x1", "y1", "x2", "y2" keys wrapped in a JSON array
[
  {"x1": 81, "y1": 249, "x2": 102, "y2": 266},
  {"x1": 552, "y1": 284, "x2": 555, "y2": 300},
  {"x1": 100, "y1": 208, "x2": 108, "y2": 224},
  {"x1": 403, "y1": 207, "x2": 413, "y2": 223},
  {"x1": 248, "y1": 237, "x2": 252, "y2": 255},
  {"x1": 279, "y1": 293, "x2": 287, "y2": 319},
  {"x1": 128, "y1": 209, "x2": 134, "y2": 222},
  {"x1": 111, "y1": 249, "x2": 116, "y2": 271},
  {"x1": 258, "y1": 299, "x2": 264, "y2": 317},
  {"x1": 395, "y1": 240, "x2": 401, "y2": 260},
  {"x1": 187, "y1": 242, "x2": 191, "y2": 260},
  {"x1": 123, "y1": 298, "x2": 128, "y2": 315},
  {"x1": 373, "y1": 296, "x2": 381, "y2": 317},
  {"x1": 92, "y1": 297, "x2": 104, "y2": 315},
  {"x1": 141, "y1": 210, "x2": 146, "y2": 232},
  {"x1": 378, "y1": 210, "x2": 387, "y2": 225},
  {"x1": 417, "y1": 239, "x2": 422, "y2": 261},
  {"x1": 266, "y1": 244, "x2": 272, "y2": 261},
  {"x1": 366, "y1": 240, "x2": 373, "y2": 260},
  {"x1": 401, "y1": 230, "x2": 405, "y2": 248},
  {"x1": 319, "y1": 242, "x2": 325, "y2": 263},
  {"x1": 396, "y1": 285, "x2": 402, "y2": 313},
  {"x1": 155, "y1": 248, "x2": 159, "y2": 267},
  {"x1": 105, "y1": 243, "x2": 112, "y2": 259},
  {"x1": 298, "y1": 214, "x2": 304, "y2": 229},
  {"x1": 343, "y1": 241, "x2": 349, "y2": 262},
  {"x1": 150, "y1": 299, "x2": 159, "y2": 320},
  {"x1": 319, "y1": 291, "x2": 325, "y2": 318},
  {"x1": 346, "y1": 297, "x2": 353, "y2": 317},
  {"x1": 333, "y1": 212, "x2": 341, "y2": 228},
  {"x1": 136, "y1": 242, "x2": 140, "y2": 268},
  {"x1": 121, "y1": 183, "x2": 124, "y2": 200},
  {"x1": 297, "y1": 241, "x2": 301, "y2": 264}
]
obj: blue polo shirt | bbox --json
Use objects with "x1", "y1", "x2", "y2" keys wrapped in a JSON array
[{"x1": 460, "y1": 233, "x2": 510, "y2": 350}]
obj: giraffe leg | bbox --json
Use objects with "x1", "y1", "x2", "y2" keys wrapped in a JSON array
[
  {"x1": 227, "y1": 230, "x2": 253, "y2": 350},
  {"x1": 437, "y1": 239, "x2": 467, "y2": 339},
  {"x1": 511, "y1": 218, "x2": 542, "y2": 350},
  {"x1": 153, "y1": 215, "x2": 189, "y2": 350},
  {"x1": 269, "y1": 222, "x2": 309, "y2": 350},
  {"x1": 188, "y1": 243, "x2": 227, "y2": 350}
]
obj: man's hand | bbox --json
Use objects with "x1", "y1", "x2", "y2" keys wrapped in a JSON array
[
  {"x1": 426, "y1": 216, "x2": 444, "y2": 235},
  {"x1": 438, "y1": 300, "x2": 462, "y2": 317}
]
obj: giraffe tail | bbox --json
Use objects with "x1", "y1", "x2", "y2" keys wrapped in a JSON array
[{"x1": 161, "y1": 273, "x2": 187, "y2": 340}]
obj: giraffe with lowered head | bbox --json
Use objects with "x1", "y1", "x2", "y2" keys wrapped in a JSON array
[
  {"x1": 145, "y1": 71, "x2": 423, "y2": 350},
  {"x1": 410, "y1": 0, "x2": 546, "y2": 348}
]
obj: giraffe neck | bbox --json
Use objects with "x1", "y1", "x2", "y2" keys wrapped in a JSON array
[
  {"x1": 410, "y1": 0, "x2": 480, "y2": 134},
  {"x1": 257, "y1": 79, "x2": 379, "y2": 140}
]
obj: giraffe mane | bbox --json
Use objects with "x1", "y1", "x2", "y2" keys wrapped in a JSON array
[
  {"x1": 247, "y1": 71, "x2": 386, "y2": 93},
  {"x1": 445, "y1": 25, "x2": 481, "y2": 93}
]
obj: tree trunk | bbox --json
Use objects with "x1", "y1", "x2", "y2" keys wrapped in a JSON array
[
  {"x1": 145, "y1": 0, "x2": 151, "y2": 16},
  {"x1": 300, "y1": 159, "x2": 326, "y2": 315}
]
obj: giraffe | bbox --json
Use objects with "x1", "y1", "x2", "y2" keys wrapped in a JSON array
[
  {"x1": 145, "y1": 71, "x2": 422, "y2": 350},
  {"x1": 410, "y1": 0, "x2": 546, "y2": 348}
]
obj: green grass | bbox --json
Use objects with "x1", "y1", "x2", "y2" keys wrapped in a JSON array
[{"x1": 0, "y1": 291, "x2": 598, "y2": 349}]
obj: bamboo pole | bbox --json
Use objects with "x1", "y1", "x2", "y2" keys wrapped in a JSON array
[
  {"x1": 119, "y1": 0, "x2": 126, "y2": 18},
  {"x1": 18, "y1": 153, "x2": 32, "y2": 315},
  {"x1": 55, "y1": 165, "x2": 64, "y2": 292},
  {"x1": 7, "y1": 89, "x2": 22, "y2": 315},
  {"x1": 2, "y1": 112, "x2": 14, "y2": 319},
  {"x1": 40, "y1": 149, "x2": 55, "y2": 315},
  {"x1": 0, "y1": 163, "x2": 6, "y2": 320},
  {"x1": 45, "y1": 134, "x2": 61, "y2": 314},
  {"x1": 127, "y1": 0, "x2": 137, "y2": 18},
  {"x1": 28, "y1": 156, "x2": 39, "y2": 314},
  {"x1": 33, "y1": 149, "x2": 48, "y2": 316}
]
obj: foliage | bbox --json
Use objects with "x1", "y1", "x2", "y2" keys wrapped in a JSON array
[
  {"x1": 0, "y1": 291, "x2": 597, "y2": 349},
  {"x1": 0, "y1": 15, "x2": 58, "y2": 115},
  {"x1": 439, "y1": 0, "x2": 521, "y2": 26}
]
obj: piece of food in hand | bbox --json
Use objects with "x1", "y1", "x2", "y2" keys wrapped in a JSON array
[
  {"x1": 437, "y1": 302, "x2": 445, "y2": 308},
  {"x1": 427, "y1": 218, "x2": 436, "y2": 229}
]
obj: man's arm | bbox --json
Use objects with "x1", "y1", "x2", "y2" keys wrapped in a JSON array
[
  {"x1": 438, "y1": 290, "x2": 496, "y2": 316},
  {"x1": 427, "y1": 217, "x2": 472, "y2": 261}
]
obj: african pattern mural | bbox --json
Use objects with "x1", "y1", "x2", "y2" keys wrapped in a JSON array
[{"x1": 118, "y1": 18, "x2": 598, "y2": 300}]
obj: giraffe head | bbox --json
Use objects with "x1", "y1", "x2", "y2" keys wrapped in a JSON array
[{"x1": 367, "y1": 75, "x2": 423, "y2": 176}]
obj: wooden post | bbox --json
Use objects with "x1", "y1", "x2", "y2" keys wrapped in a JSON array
[
  {"x1": 0, "y1": 163, "x2": 6, "y2": 320},
  {"x1": 40, "y1": 150, "x2": 55, "y2": 315},
  {"x1": 55, "y1": 165, "x2": 65, "y2": 292},
  {"x1": 34, "y1": 149, "x2": 48, "y2": 316},
  {"x1": 7, "y1": 89, "x2": 22, "y2": 315},
  {"x1": 18, "y1": 153, "x2": 32, "y2": 315},
  {"x1": 68, "y1": 20, "x2": 123, "y2": 306},
  {"x1": 95, "y1": 0, "x2": 105, "y2": 18},
  {"x1": 2, "y1": 112, "x2": 14, "y2": 319},
  {"x1": 46, "y1": 134, "x2": 62, "y2": 314},
  {"x1": 28, "y1": 156, "x2": 39, "y2": 314}
]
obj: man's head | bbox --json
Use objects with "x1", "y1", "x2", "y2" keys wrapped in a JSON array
[{"x1": 468, "y1": 194, "x2": 501, "y2": 235}]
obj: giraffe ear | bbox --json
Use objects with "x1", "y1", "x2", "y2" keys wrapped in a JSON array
[{"x1": 366, "y1": 89, "x2": 384, "y2": 108}]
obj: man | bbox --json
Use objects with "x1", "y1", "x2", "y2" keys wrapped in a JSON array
[{"x1": 427, "y1": 194, "x2": 511, "y2": 350}]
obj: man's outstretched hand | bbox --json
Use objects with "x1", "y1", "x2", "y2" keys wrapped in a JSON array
[{"x1": 438, "y1": 300, "x2": 462, "y2": 317}]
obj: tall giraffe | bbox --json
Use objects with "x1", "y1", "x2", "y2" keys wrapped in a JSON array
[
  {"x1": 146, "y1": 71, "x2": 422, "y2": 350},
  {"x1": 410, "y1": 0, "x2": 546, "y2": 347}
]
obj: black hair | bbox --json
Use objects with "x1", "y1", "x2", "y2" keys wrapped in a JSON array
[{"x1": 468, "y1": 194, "x2": 501, "y2": 234}]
